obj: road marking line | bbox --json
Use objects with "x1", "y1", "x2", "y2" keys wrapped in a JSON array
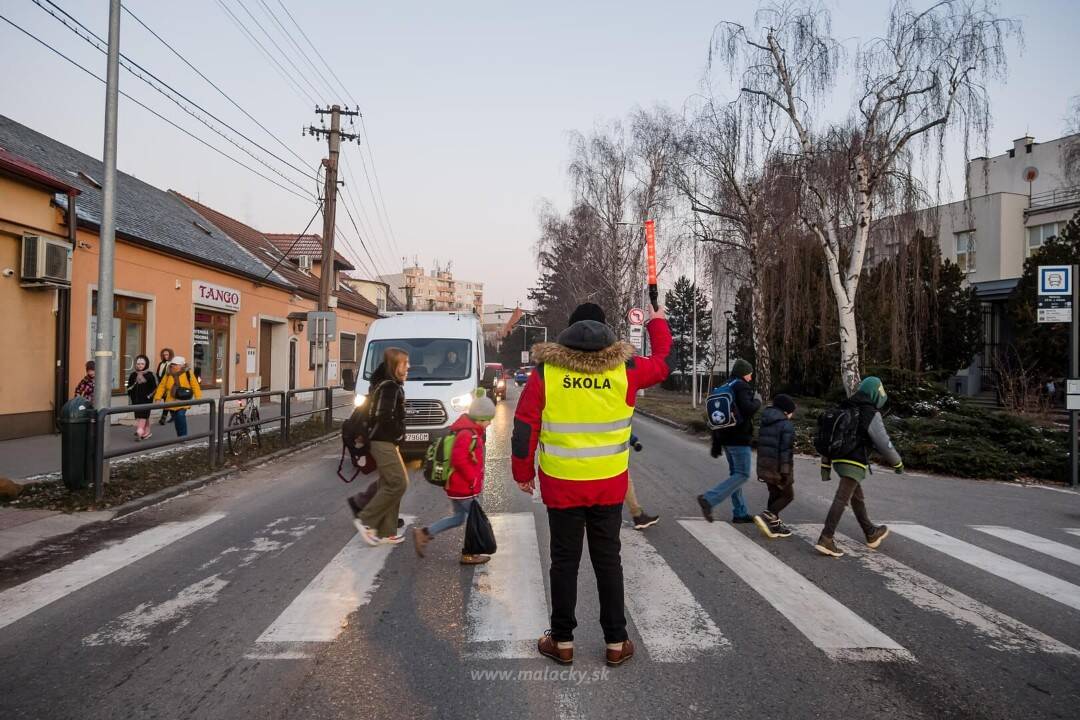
[
  {"x1": 890, "y1": 524, "x2": 1080, "y2": 612},
  {"x1": 83, "y1": 574, "x2": 230, "y2": 647},
  {"x1": 790, "y1": 524, "x2": 1079, "y2": 656},
  {"x1": 465, "y1": 513, "x2": 548, "y2": 659},
  {"x1": 0, "y1": 513, "x2": 225, "y2": 632},
  {"x1": 971, "y1": 526, "x2": 1080, "y2": 568},
  {"x1": 678, "y1": 519, "x2": 912, "y2": 662},
  {"x1": 246, "y1": 516, "x2": 414, "y2": 659},
  {"x1": 1066, "y1": 529, "x2": 1080, "y2": 539},
  {"x1": 620, "y1": 528, "x2": 730, "y2": 661}
]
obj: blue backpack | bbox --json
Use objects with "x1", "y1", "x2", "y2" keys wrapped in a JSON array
[{"x1": 705, "y1": 380, "x2": 740, "y2": 430}]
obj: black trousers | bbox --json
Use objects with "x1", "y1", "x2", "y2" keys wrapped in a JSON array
[
  {"x1": 547, "y1": 504, "x2": 626, "y2": 644},
  {"x1": 822, "y1": 476, "x2": 875, "y2": 538},
  {"x1": 766, "y1": 481, "x2": 794, "y2": 515}
]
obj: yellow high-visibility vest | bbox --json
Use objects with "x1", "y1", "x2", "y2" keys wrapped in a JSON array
[{"x1": 538, "y1": 363, "x2": 633, "y2": 481}]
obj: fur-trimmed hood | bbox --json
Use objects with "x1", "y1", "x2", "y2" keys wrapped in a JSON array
[{"x1": 532, "y1": 321, "x2": 635, "y2": 374}]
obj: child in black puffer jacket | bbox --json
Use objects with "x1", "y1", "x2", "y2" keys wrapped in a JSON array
[{"x1": 753, "y1": 395, "x2": 797, "y2": 539}]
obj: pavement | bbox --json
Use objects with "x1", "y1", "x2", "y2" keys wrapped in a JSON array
[
  {"x1": 1, "y1": 385, "x2": 1079, "y2": 719},
  {"x1": 0, "y1": 391, "x2": 356, "y2": 482}
]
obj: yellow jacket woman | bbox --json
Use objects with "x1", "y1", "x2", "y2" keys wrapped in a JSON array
[{"x1": 153, "y1": 356, "x2": 201, "y2": 437}]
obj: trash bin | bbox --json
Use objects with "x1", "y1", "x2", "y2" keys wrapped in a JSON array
[{"x1": 59, "y1": 397, "x2": 95, "y2": 491}]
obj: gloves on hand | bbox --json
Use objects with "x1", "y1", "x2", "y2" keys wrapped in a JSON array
[
  {"x1": 820, "y1": 467, "x2": 832, "y2": 482},
  {"x1": 894, "y1": 463, "x2": 904, "y2": 475},
  {"x1": 710, "y1": 437, "x2": 723, "y2": 459}
]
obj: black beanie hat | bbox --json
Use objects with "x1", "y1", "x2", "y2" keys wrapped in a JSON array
[
  {"x1": 772, "y1": 394, "x2": 797, "y2": 415},
  {"x1": 568, "y1": 302, "x2": 606, "y2": 326}
]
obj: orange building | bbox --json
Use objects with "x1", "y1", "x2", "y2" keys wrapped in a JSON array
[{"x1": 0, "y1": 116, "x2": 379, "y2": 440}]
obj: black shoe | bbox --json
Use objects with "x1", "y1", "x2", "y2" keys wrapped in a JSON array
[
  {"x1": 753, "y1": 512, "x2": 778, "y2": 539},
  {"x1": 732, "y1": 515, "x2": 754, "y2": 524},
  {"x1": 866, "y1": 525, "x2": 889, "y2": 549},
  {"x1": 696, "y1": 495, "x2": 714, "y2": 523},
  {"x1": 772, "y1": 519, "x2": 793, "y2": 538},
  {"x1": 397, "y1": 518, "x2": 405, "y2": 529},
  {"x1": 347, "y1": 496, "x2": 362, "y2": 517},
  {"x1": 814, "y1": 534, "x2": 844, "y2": 558},
  {"x1": 632, "y1": 512, "x2": 659, "y2": 530},
  {"x1": 158, "y1": 416, "x2": 167, "y2": 425}
]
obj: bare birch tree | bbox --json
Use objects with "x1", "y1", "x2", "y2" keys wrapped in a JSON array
[{"x1": 714, "y1": 0, "x2": 1018, "y2": 393}]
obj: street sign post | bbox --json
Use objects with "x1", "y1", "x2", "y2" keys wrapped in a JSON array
[
  {"x1": 521, "y1": 351, "x2": 530, "y2": 365},
  {"x1": 1038, "y1": 265, "x2": 1073, "y2": 324},
  {"x1": 1036, "y1": 265, "x2": 1078, "y2": 485},
  {"x1": 627, "y1": 307, "x2": 645, "y2": 326},
  {"x1": 628, "y1": 324, "x2": 644, "y2": 352}
]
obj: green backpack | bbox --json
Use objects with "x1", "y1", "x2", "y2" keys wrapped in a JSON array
[{"x1": 422, "y1": 430, "x2": 478, "y2": 487}]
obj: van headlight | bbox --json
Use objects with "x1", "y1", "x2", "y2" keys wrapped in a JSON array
[
  {"x1": 353, "y1": 394, "x2": 367, "y2": 408},
  {"x1": 450, "y1": 393, "x2": 473, "y2": 411}
]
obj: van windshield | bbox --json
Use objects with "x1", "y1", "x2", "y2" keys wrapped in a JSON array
[{"x1": 363, "y1": 339, "x2": 473, "y2": 381}]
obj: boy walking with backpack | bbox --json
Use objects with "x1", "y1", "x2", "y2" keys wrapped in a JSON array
[
  {"x1": 814, "y1": 377, "x2": 903, "y2": 558},
  {"x1": 413, "y1": 394, "x2": 496, "y2": 565},
  {"x1": 753, "y1": 394, "x2": 798, "y2": 539},
  {"x1": 697, "y1": 359, "x2": 761, "y2": 524}
]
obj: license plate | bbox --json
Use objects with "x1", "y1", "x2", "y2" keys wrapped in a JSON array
[{"x1": 405, "y1": 432, "x2": 430, "y2": 443}]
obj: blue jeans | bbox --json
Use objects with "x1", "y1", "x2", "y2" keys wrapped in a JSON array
[
  {"x1": 428, "y1": 497, "x2": 475, "y2": 536},
  {"x1": 173, "y1": 409, "x2": 188, "y2": 437},
  {"x1": 703, "y1": 445, "x2": 751, "y2": 518}
]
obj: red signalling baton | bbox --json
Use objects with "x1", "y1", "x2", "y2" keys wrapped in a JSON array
[{"x1": 645, "y1": 219, "x2": 659, "y2": 311}]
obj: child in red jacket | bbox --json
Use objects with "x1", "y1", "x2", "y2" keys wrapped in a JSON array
[{"x1": 413, "y1": 394, "x2": 496, "y2": 565}]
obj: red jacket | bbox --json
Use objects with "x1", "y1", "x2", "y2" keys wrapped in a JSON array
[
  {"x1": 512, "y1": 318, "x2": 671, "y2": 509},
  {"x1": 446, "y1": 414, "x2": 486, "y2": 500}
]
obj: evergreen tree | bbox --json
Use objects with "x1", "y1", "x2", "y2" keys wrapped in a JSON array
[{"x1": 665, "y1": 276, "x2": 711, "y2": 389}]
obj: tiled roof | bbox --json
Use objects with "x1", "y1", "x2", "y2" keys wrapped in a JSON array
[
  {"x1": 0, "y1": 115, "x2": 289, "y2": 286},
  {"x1": 176, "y1": 193, "x2": 378, "y2": 317},
  {"x1": 264, "y1": 233, "x2": 354, "y2": 270},
  {"x1": 0, "y1": 146, "x2": 80, "y2": 194}
]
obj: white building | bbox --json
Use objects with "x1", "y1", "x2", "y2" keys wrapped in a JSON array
[{"x1": 379, "y1": 264, "x2": 484, "y2": 315}]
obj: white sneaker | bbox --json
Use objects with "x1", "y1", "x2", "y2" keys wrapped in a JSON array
[
  {"x1": 380, "y1": 533, "x2": 406, "y2": 546},
  {"x1": 353, "y1": 520, "x2": 381, "y2": 547}
]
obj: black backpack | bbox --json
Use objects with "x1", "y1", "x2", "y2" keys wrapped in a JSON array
[
  {"x1": 814, "y1": 405, "x2": 861, "y2": 459},
  {"x1": 338, "y1": 380, "x2": 389, "y2": 482}
]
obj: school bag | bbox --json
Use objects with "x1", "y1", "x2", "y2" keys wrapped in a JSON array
[
  {"x1": 814, "y1": 405, "x2": 861, "y2": 459},
  {"x1": 705, "y1": 380, "x2": 740, "y2": 430},
  {"x1": 422, "y1": 429, "x2": 478, "y2": 487},
  {"x1": 337, "y1": 381, "x2": 390, "y2": 483}
]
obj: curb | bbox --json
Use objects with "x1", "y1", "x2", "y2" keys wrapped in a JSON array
[
  {"x1": 635, "y1": 408, "x2": 691, "y2": 432},
  {"x1": 111, "y1": 431, "x2": 340, "y2": 518}
]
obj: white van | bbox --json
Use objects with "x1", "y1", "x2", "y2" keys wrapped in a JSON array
[{"x1": 353, "y1": 312, "x2": 485, "y2": 453}]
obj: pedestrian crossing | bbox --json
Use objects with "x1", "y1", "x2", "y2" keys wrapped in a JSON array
[{"x1": 2, "y1": 510, "x2": 1080, "y2": 669}]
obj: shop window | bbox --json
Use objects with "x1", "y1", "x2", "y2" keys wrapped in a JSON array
[
  {"x1": 91, "y1": 292, "x2": 147, "y2": 393},
  {"x1": 193, "y1": 310, "x2": 230, "y2": 390},
  {"x1": 955, "y1": 231, "x2": 976, "y2": 274}
]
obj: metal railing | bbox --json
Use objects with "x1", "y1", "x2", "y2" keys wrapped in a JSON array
[
  {"x1": 1029, "y1": 186, "x2": 1080, "y2": 210},
  {"x1": 284, "y1": 385, "x2": 351, "y2": 442},
  {"x1": 216, "y1": 390, "x2": 286, "y2": 464},
  {"x1": 94, "y1": 399, "x2": 217, "y2": 502}
]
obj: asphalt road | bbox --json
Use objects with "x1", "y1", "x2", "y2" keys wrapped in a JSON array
[{"x1": 1, "y1": 385, "x2": 1079, "y2": 719}]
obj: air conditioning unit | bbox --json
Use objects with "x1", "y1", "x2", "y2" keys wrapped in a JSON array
[
  {"x1": 20, "y1": 234, "x2": 72, "y2": 286},
  {"x1": 297, "y1": 255, "x2": 313, "y2": 272}
]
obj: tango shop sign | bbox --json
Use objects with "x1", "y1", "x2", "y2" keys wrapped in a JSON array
[{"x1": 193, "y1": 280, "x2": 241, "y2": 312}]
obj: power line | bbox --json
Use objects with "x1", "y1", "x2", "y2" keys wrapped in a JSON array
[
  {"x1": 32, "y1": 0, "x2": 317, "y2": 197},
  {"x1": 211, "y1": 0, "x2": 318, "y2": 107},
  {"x1": 261, "y1": 200, "x2": 325, "y2": 279},
  {"x1": 0, "y1": 12, "x2": 313, "y2": 202},
  {"x1": 121, "y1": 4, "x2": 312, "y2": 171},
  {"x1": 338, "y1": 186, "x2": 389, "y2": 278},
  {"x1": 254, "y1": 0, "x2": 337, "y2": 100},
  {"x1": 231, "y1": 0, "x2": 328, "y2": 104},
  {"x1": 339, "y1": 157, "x2": 396, "y2": 273},
  {"x1": 275, "y1": 0, "x2": 358, "y2": 105},
  {"x1": 358, "y1": 116, "x2": 404, "y2": 260}
]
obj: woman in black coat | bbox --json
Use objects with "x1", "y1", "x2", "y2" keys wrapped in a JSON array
[{"x1": 127, "y1": 354, "x2": 157, "y2": 440}]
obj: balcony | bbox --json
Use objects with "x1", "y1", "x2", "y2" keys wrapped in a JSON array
[{"x1": 1029, "y1": 186, "x2": 1080, "y2": 210}]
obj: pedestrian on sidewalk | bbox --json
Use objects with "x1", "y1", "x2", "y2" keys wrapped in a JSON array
[
  {"x1": 513, "y1": 301, "x2": 671, "y2": 668},
  {"x1": 153, "y1": 357, "x2": 200, "y2": 438},
  {"x1": 625, "y1": 434, "x2": 658, "y2": 530},
  {"x1": 350, "y1": 348, "x2": 410, "y2": 547},
  {"x1": 75, "y1": 361, "x2": 95, "y2": 402},
  {"x1": 156, "y1": 348, "x2": 175, "y2": 425},
  {"x1": 413, "y1": 393, "x2": 495, "y2": 564},
  {"x1": 126, "y1": 354, "x2": 157, "y2": 441},
  {"x1": 696, "y1": 359, "x2": 761, "y2": 525},
  {"x1": 814, "y1": 376, "x2": 903, "y2": 559},
  {"x1": 752, "y1": 394, "x2": 797, "y2": 540}
]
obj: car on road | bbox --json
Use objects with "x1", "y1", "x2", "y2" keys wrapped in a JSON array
[
  {"x1": 483, "y1": 362, "x2": 507, "y2": 402},
  {"x1": 515, "y1": 365, "x2": 534, "y2": 385},
  {"x1": 354, "y1": 312, "x2": 484, "y2": 455}
]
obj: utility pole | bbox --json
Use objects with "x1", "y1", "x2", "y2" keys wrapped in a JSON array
[
  {"x1": 692, "y1": 238, "x2": 698, "y2": 408},
  {"x1": 93, "y1": 0, "x2": 121, "y2": 421},
  {"x1": 306, "y1": 105, "x2": 359, "y2": 391}
]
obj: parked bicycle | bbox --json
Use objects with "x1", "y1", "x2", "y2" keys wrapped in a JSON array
[{"x1": 227, "y1": 399, "x2": 262, "y2": 456}]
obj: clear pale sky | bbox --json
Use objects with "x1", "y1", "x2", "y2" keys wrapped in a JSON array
[{"x1": 2, "y1": 0, "x2": 1077, "y2": 306}]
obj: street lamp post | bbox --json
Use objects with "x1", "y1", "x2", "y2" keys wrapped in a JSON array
[{"x1": 692, "y1": 238, "x2": 698, "y2": 408}]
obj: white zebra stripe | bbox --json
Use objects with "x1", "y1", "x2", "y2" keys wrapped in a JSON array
[{"x1": 971, "y1": 526, "x2": 1080, "y2": 568}]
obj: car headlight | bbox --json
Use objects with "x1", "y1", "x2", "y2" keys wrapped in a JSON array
[
  {"x1": 450, "y1": 393, "x2": 473, "y2": 411},
  {"x1": 353, "y1": 394, "x2": 367, "y2": 408},
  {"x1": 497, "y1": 379, "x2": 505, "y2": 388}
]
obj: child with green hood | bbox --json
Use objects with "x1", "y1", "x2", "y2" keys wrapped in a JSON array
[{"x1": 814, "y1": 376, "x2": 904, "y2": 558}]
